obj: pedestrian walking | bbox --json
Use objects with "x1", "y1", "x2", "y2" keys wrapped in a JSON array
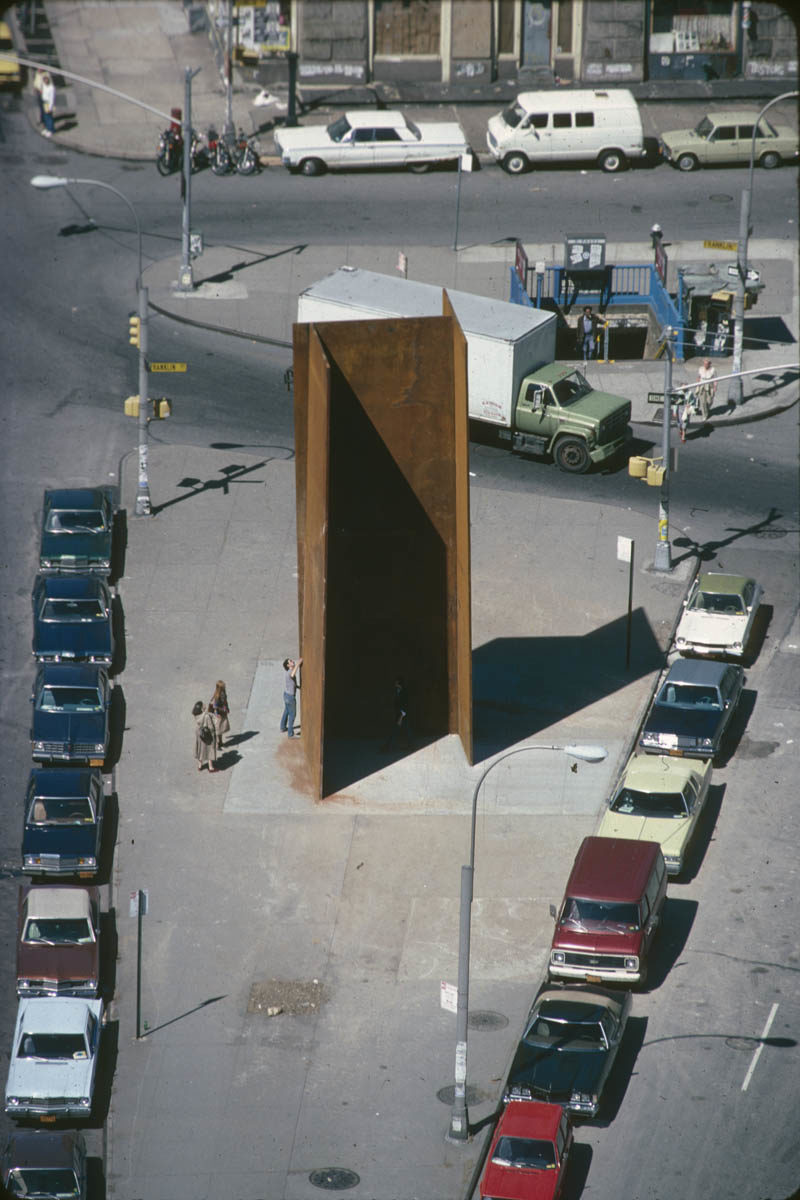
[
  {"x1": 193, "y1": 700, "x2": 217, "y2": 771},
  {"x1": 280, "y1": 656, "x2": 302, "y2": 738},
  {"x1": 210, "y1": 680, "x2": 230, "y2": 748},
  {"x1": 577, "y1": 306, "x2": 599, "y2": 361},
  {"x1": 675, "y1": 393, "x2": 691, "y2": 443},
  {"x1": 40, "y1": 71, "x2": 55, "y2": 137},
  {"x1": 33, "y1": 68, "x2": 46, "y2": 127},
  {"x1": 382, "y1": 676, "x2": 411, "y2": 752},
  {"x1": 695, "y1": 358, "x2": 717, "y2": 421}
]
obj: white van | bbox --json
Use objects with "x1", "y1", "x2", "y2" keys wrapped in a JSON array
[{"x1": 486, "y1": 88, "x2": 645, "y2": 174}]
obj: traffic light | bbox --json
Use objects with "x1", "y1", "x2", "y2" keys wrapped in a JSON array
[
  {"x1": 128, "y1": 315, "x2": 141, "y2": 348},
  {"x1": 124, "y1": 395, "x2": 140, "y2": 417},
  {"x1": 152, "y1": 398, "x2": 171, "y2": 419}
]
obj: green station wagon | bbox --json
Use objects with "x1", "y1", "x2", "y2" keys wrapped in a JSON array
[{"x1": 660, "y1": 111, "x2": 799, "y2": 172}]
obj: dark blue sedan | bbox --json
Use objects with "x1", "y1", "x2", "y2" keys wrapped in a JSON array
[
  {"x1": 32, "y1": 575, "x2": 114, "y2": 667},
  {"x1": 639, "y1": 657, "x2": 744, "y2": 760},
  {"x1": 22, "y1": 768, "x2": 105, "y2": 878},
  {"x1": 39, "y1": 487, "x2": 115, "y2": 577},
  {"x1": 30, "y1": 664, "x2": 110, "y2": 766}
]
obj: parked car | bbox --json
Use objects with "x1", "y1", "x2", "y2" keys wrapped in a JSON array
[
  {"x1": 548, "y1": 837, "x2": 667, "y2": 987},
  {"x1": 675, "y1": 571, "x2": 762, "y2": 660},
  {"x1": 274, "y1": 109, "x2": 469, "y2": 175},
  {"x1": 639, "y1": 658, "x2": 744, "y2": 760},
  {"x1": 22, "y1": 768, "x2": 106, "y2": 878},
  {"x1": 32, "y1": 574, "x2": 114, "y2": 666},
  {"x1": 504, "y1": 983, "x2": 631, "y2": 1118},
  {"x1": 17, "y1": 884, "x2": 100, "y2": 998},
  {"x1": 39, "y1": 487, "x2": 116, "y2": 576},
  {"x1": 659, "y1": 110, "x2": 799, "y2": 171},
  {"x1": 479, "y1": 1099, "x2": 573, "y2": 1200},
  {"x1": 31, "y1": 664, "x2": 110, "y2": 766},
  {"x1": 5, "y1": 997, "x2": 104, "y2": 1120},
  {"x1": 598, "y1": 754, "x2": 712, "y2": 876},
  {"x1": 1, "y1": 1129, "x2": 87, "y2": 1199},
  {"x1": 0, "y1": 20, "x2": 22, "y2": 88}
]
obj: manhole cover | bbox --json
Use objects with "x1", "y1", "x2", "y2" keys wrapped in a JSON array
[
  {"x1": 309, "y1": 1168, "x2": 360, "y2": 1190},
  {"x1": 709, "y1": 193, "x2": 734, "y2": 202},
  {"x1": 469, "y1": 1010, "x2": 509, "y2": 1031},
  {"x1": 436, "y1": 1084, "x2": 489, "y2": 1106}
]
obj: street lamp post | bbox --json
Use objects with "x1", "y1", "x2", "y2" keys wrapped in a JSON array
[
  {"x1": 31, "y1": 175, "x2": 152, "y2": 516},
  {"x1": 728, "y1": 90, "x2": 798, "y2": 408},
  {"x1": 653, "y1": 324, "x2": 674, "y2": 572},
  {"x1": 447, "y1": 741, "x2": 608, "y2": 1143}
]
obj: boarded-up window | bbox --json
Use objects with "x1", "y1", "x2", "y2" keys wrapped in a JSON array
[{"x1": 375, "y1": 0, "x2": 441, "y2": 56}]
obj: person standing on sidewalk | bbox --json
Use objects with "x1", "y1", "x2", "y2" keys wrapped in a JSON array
[
  {"x1": 280, "y1": 656, "x2": 302, "y2": 738},
  {"x1": 210, "y1": 680, "x2": 230, "y2": 749},
  {"x1": 193, "y1": 700, "x2": 218, "y2": 771},
  {"x1": 40, "y1": 72, "x2": 56, "y2": 137},
  {"x1": 695, "y1": 358, "x2": 717, "y2": 421},
  {"x1": 33, "y1": 68, "x2": 46, "y2": 127},
  {"x1": 577, "y1": 306, "x2": 599, "y2": 361}
]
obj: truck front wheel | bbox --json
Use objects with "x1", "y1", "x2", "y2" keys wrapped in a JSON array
[{"x1": 555, "y1": 437, "x2": 591, "y2": 474}]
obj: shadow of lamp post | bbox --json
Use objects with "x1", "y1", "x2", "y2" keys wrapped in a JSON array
[
  {"x1": 447, "y1": 741, "x2": 608, "y2": 1142},
  {"x1": 31, "y1": 174, "x2": 151, "y2": 517}
]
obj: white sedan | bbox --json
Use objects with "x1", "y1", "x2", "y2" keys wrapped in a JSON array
[
  {"x1": 598, "y1": 753, "x2": 712, "y2": 876},
  {"x1": 274, "y1": 110, "x2": 470, "y2": 176},
  {"x1": 675, "y1": 571, "x2": 762, "y2": 660}
]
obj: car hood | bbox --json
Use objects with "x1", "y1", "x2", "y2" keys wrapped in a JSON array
[
  {"x1": 554, "y1": 926, "x2": 643, "y2": 955},
  {"x1": 34, "y1": 623, "x2": 113, "y2": 658},
  {"x1": 508, "y1": 1042, "x2": 607, "y2": 1101},
  {"x1": 599, "y1": 812, "x2": 692, "y2": 854},
  {"x1": 18, "y1": 941, "x2": 98, "y2": 983},
  {"x1": 274, "y1": 127, "x2": 334, "y2": 152},
  {"x1": 660, "y1": 128, "x2": 699, "y2": 147},
  {"x1": 40, "y1": 531, "x2": 110, "y2": 563},
  {"x1": 482, "y1": 1157, "x2": 559, "y2": 1200},
  {"x1": 23, "y1": 823, "x2": 99, "y2": 858},
  {"x1": 644, "y1": 705, "x2": 723, "y2": 740},
  {"x1": 676, "y1": 611, "x2": 745, "y2": 646},
  {"x1": 6, "y1": 1052, "x2": 94, "y2": 1100},
  {"x1": 32, "y1": 711, "x2": 107, "y2": 743}
]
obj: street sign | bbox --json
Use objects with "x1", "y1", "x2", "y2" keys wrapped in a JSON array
[
  {"x1": 129, "y1": 888, "x2": 149, "y2": 917},
  {"x1": 565, "y1": 235, "x2": 606, "y2": 270},
  {"x1": 617, "y1": 535, "x2": 633, "y2": 564},
  {"x1": 647, "y1": 391, "x2": 683, "y2": 405},
  {"x1": 440, "y1": 981, "x2": 458, "y2": 1013},
  {"x1": 727, "y1": 264, "x2": 760, "y2": 283},
  {"x1": 150, "y1": 362, "x2": 187, "y2": 372},
  {"x1": 704, "y1": 239, "x2": 737, "y2": 251}
]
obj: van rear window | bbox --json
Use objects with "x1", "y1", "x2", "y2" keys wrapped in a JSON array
[{"x1": 575, "y1": 111, "x2": 594, "y2": 127}]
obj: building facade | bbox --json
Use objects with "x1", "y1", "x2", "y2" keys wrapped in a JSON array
[{"x1": 228, "y1": 1, "x2": 797, "y2": 88}]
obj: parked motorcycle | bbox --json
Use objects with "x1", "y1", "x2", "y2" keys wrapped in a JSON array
[
  {"x1": 155, "y1": 126, "x2": 183, "y2": 175},
  {"x1": 231, "y1": 129, "x2": 259, "y2": 175},
  {"x1": 205, "y1": 126, "x2": 232, "y2": 176}
]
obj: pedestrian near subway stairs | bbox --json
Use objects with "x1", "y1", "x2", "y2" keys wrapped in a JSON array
[
  {"x1": 577, "y1": 306, "x2": 600, "y2": 361},
  {"x1": 40, "y1": 71, "x2": 56, "y2": 137},
  {"x1": 193, "y1": 700, "x2": 217, "y2": 771},
  {"x1": 280, "y1": 656, "x2": 302, "y2": 738},
  {"x1": 694, "y1": 358, "x2": 717, "y2": 421},
  {"x1": 33, "y1": 68, "x2": 46, "y2": 127},
  {"x1": 210, "y1": 680, "x2": 230, "y2": 748}
]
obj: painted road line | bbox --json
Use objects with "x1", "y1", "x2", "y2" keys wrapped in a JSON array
[{"x1": 741, "y1": 1002, "x2": 779, "y2": 1092}]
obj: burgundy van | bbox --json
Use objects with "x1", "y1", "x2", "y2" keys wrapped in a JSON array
[{"x1": 548, "y1": 836, "x2": 666, "y2": 987}]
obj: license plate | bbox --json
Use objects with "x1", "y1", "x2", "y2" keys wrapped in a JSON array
[
  {"x1": 40, "y1": 1115, "x2": 56, "y2": 1123},
  {"x1": 89, "y1": 758, "x2": 104, "y2": 767},
  {"x1": 667, "y1": 749, "x2": 684, "y2": 757},
  {"x1": 79, "y1": 871, "x2": 93, "y2": 878},
  {"x1": 586, "y1": 973, "x2": 602, "y2": 984}
]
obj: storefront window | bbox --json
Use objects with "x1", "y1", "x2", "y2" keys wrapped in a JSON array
[
  {"x1": 556, "y1": 0, "x2": 573, "y2": 54},
  {"x1": 651, "y1": 0, "x2": 735, "y2": 53},
  {"x1": 374, "y1": 0, "x2": 441, "y2": 56},
  {"x1": 498, "y1": 0, "x2": 515, "y2": 54}
]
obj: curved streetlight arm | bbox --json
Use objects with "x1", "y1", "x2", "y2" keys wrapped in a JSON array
[
  {"x1": 448, "y1": 740, "x2": 607, "y2": 1143},
  {"x1": 30, "y1": 174, "x2": 143, "y2": 288},
  {"x1": 747, "y1": 90, "x2": 799, "y2": 200}
]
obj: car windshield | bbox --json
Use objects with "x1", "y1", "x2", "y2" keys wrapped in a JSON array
[
  {"x1": 501, "y1": 102, "x2": 526, "y2": 128},
  {"x1": 657, "y1": 682, "x2": 721, "y2": 710},
  {"x1": 7, "y1": 1167, "x2": 81, "y2": 1197},
  {"x1": 492, "y1": 1135, "x2": 557, "y2": 1169},
  {"x1": 695, "y1": 116, "x2": 714, "y2": 137},
  {"x1": 526, "y1": 1012, "x2": 606, "y2": 1049},
  {"x1": 611, "y1": 787, "x2": 688, "y2": 817},
  {"x1": 23, "y1": 917, "x2": 94, "y2": 944},
  {"x1": 551, "y1": 370, "x2": 592, "y2": 406},
  {"x1": 38, "y1": 686, "x2": 103, "y2": 711},
  {"x1": 689, "y1": 591, "x2": 745, "y2": 615},
  {"x1": 43, "y1": 598, "x2": 106, "y2": 621},
  {"x1": 46, "y1": 509, "x2": 106, "y2": 533},
  {"x1": 561, "y1": 898, "x2": 641, "y2": 931},
  {"x1": 405, "y1": 118, "x2": 421, "y2": 140},
  {"x1": 327, "y1": 116, "x2": 352, "y2": 142},
  {"x1": 28, "y1": 796, "x2": 95, "y2": 824},
  {"x1": 18, "y1": 1032, "x2": 88, "y2": 1059}
]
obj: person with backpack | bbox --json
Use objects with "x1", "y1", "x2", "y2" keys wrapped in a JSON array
[{"x1": 193, "y1": 700, "x2": 217, "y2": 771}]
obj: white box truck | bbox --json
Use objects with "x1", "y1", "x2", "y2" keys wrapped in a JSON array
[{"x1": 296, "y1": 268, "x2": 631, "y2": 474}]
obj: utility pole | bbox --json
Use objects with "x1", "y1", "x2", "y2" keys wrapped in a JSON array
[
  {"x1": 178, "y1": 66, "x2": 201, "y2": 291},
  {"x1": 653, "y1": 327, "x2": 673, "y2": 571},
  {"x1": 223, "y1": 0, "x2": 235, "y2": 139},
  {"x1": 135, "y1": 283, "x2": 151, "y2": 517}
]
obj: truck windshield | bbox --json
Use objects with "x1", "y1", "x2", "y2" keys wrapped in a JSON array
[{"x1": 552, "y1": 370, "x2": 593, "y2": 406}]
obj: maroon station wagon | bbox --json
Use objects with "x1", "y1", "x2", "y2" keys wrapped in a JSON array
[
  {"x1": 548, "y1": 836, "x2": 667, "y2": 987},
  {"x1": 17, "y1": 884, "x2": 100, "y2": 999}
]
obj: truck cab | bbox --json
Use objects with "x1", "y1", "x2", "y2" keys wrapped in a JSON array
[{"x1": 512, "y1": 363, "x2": 631, "y2": 473}]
